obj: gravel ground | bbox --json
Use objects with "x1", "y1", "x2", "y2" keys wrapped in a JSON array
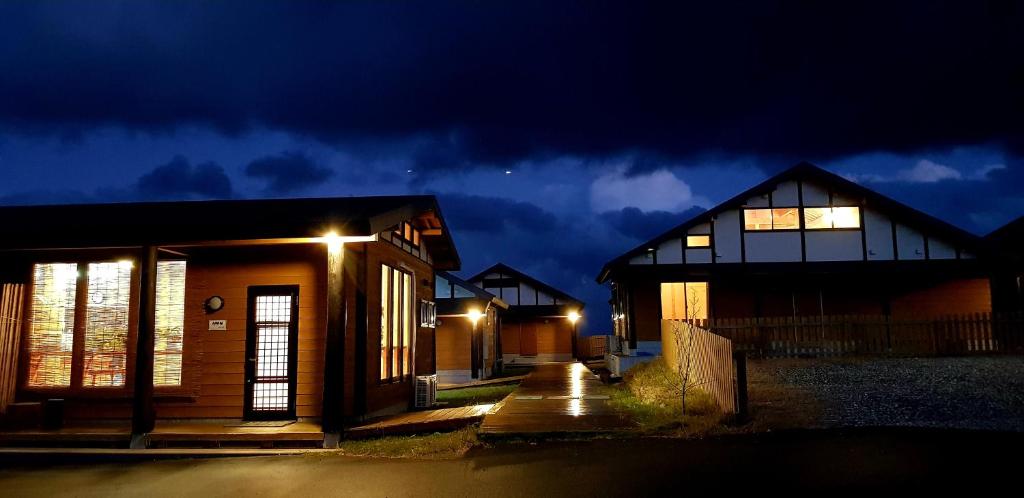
[{"x1": 748, "y1": 356, "x2": 1024, "y2": 431}]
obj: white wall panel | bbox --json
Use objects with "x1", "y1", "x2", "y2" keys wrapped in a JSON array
[
  {"x1": 863, "y1": 208, "x2": 894, "y2": 260},
  {"x1": 685, "y1": 248, "x2": 713, "y2": 264},
  {"x1": 629, "y1": 253, "x2": 654, "y2": 265},
  {"x1": 537, "y1": 291, "x2": 555, "y2": 305},
  {"x1": 656, "y1": 239, "x2": 683, "y2": 264},
  {"x1": 745, "y1": 194, "x2": 769, "y2": 207},
  {"x1": 713, "y1": 210, "x2": 742, "y2": 263},
  {"x1": 928, "y1": 237, "x2": 957, "y2": 259},
  {"x1": 773, "y1": 181, "x2": 800, "y2": 206},
  {"x1": 744, "y1": 232, "x2": 802, "y2": 262},
  {"x1": 802, "y1": 181, "x2": 829, "y2": 206},
  {"x1": 896, "y1": 224, "x2": 926, "y2": 260},
  {"x1": 689, "y1": 222, "x2": 711, "y2": 234},
  {"x1": 519, "y1": 282, "x2": 536, "y2": 305},
  {"x1": 805, "y1": 231, "x2": 864, "y2": 261}
]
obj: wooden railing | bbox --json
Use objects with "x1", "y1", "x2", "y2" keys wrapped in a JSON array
[
  {"x1": 577, "y1": 335, "x2": 608, "y2": 359},
  {"x1": 661, "y1": 320, "x2": 737, "y2": 414},
  {"x1": 0, "y1": 283, "x2": 25, "y2": 414},
  {"x1": 690, "y1": 312, "x2": 1024, "y2": 359}
]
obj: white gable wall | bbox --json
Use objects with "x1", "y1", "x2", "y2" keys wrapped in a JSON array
[{"x1": 624, "y1": 174, "x2": 973, "y2": 267}]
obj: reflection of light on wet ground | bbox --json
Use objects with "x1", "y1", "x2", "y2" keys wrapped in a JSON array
[
  {"x1": 474, "y1": 403, "x2": 495, "y2": 415},
  {"x1": 569, "y1": 363, "x2": 586, "y2": 416}
]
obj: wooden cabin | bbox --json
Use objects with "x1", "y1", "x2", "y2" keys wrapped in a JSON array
[
  {"x1": 598, "y1": 162, "x2": 993, "y2": 371},
  {"x1": 433, "y1": 271, "x2": 508, "y2": 385},
  {"x1": 0, "y1": 196, "x2": 459, "y2": 442},
  {"x1": 468, "y1": 264, "x2": 584, "y2": 365}
]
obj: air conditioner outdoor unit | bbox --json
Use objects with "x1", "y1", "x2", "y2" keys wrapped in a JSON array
[{"x1": 414, "y1": 374, "x2": 437, "y2": 408}]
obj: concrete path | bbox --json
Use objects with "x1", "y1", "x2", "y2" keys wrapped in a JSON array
[{"x1": 479, "y1": 362, "x2": 631, "y2": 435}]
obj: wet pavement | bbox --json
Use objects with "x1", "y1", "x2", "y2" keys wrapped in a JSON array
[{"x1": 479, "y1": 362, "x2": 631, "y2": 435}]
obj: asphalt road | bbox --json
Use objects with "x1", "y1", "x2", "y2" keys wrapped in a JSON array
[{"x1": 1, "y1": 429, "x2": 1020, "y2": 496}]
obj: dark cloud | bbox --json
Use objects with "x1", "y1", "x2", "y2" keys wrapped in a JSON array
[
  {"x1": 1, "y1": 1, "x2": 1021, "y2": 170},
  {"x1": 436, "y1": 193, "x2": 559, "y2": 233},
  {"x1": 137, "y1": 156, "x2": 233, "y2": 200},
  {"x1": 601, "y1": 206, "x2": 706, "y2": 240},
  {"x1": 245, "y1": 151, "x2": 333, "y2": 194}
]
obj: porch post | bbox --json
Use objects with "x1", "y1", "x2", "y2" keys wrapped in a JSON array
[
  {"x1": 470, "y1": 319, "x2": 480, "y2": 379},
  {"x1": 322, "y1": 243, "x2": 346, "y2": 439},
  {"x1": 131, "y1": 245, "x2": 157, "y2": 446}
]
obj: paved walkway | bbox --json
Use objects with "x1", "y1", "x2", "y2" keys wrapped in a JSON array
[
  {"x1": 348, "y1": 404, "x2": 495, "y2": 439},
  {"x1": 479, "y1": 362, "x2": 631, "y2": 435}
]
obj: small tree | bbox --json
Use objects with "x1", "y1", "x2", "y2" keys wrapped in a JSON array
[{"x1": 669, "y1": 288, "x2": 704, "y2": 419}]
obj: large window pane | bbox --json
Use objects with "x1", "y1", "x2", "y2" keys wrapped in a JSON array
[
  {"x1": 660, "y1": 282, "x2": 708, "y2": 320},
  {"x1": 804, "y1": 207, "x2": 861, "y2": 229},
  {"x1": 391, "y1": 269, "x2": 400, "y2": 379},
  {"x1": 743, "y1": 209, "x2": 773, "y2": 230},
  {"x1": 380, "y1": 265, "x2": 390, "y2": 380},
  {"x1": 154, "y1": 261, "x2": 186, "y2": 386},
  {"x1": 27, "y1": 263, "x2": 78, "y2": 387},
  {"x1": 771, "y1": 208, "x2": 800, "y2": 229},
  {"x1": 402, "y1": 272, "x2": 412, "y2": 376},
  {"x1": 83, "y1": 262, "x2": 132, "y2": 388}
]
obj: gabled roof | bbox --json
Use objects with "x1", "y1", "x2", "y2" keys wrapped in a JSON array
[
  {"x1": 597, "y1": 162, "x2": 985, "y2": 283},
  {"x1": 985, "y1": 215, "x2": 1024, "y2": 259},
  {"x1": 435, "y1": 270, "x2": 509, "y2": 310},
  {"x1": 469, "y1": 262, "x2": 584, "y2": 308},
  {"x1": 0, "y1": 195, "x2": 461, "y2": 269}
]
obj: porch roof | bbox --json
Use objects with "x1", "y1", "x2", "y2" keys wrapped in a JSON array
[{"x1": 0, "y1": 195, "x2": 461, "y2": 269}]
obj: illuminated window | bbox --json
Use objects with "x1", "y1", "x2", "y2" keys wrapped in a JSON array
[
  {"x1": 381, "y1": 264, "x2": 414, "y2": 381},
  {"x1": 660, "y1": 282, "x2": 708, "y2": 320},
  {"x1": 82, "y1": 262, "x2": 132, "y2": 387},
  {"x1": 27, "y1": 263, "x2": 78, "y2": 387},
  {"x1": 394, "y1": 222, "x2": 421, "y2": 247},
  {"x1": 686, "y1": 235, "x2": 711, "y2": 247},
  {"x1": 804, "y1": 207, "x2": 861, "y2": 229},
  {"x1": 154, "y1": 261, "x2": 186, "y2": 386},
  {"x1": 743, "y1": 209, "x2": 773, "y2": 230},
  {"x1": 744, "y1": 208, "x2": 799, "y2": 230}
]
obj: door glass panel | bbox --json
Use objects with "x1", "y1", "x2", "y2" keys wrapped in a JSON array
[{"x1": 252, "y1": 295, "x2": 292, "y2": 413}]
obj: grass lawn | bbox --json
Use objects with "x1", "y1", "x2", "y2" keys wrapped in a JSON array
[
  {"x1": 436, "y1": 384, "x2": 518, "y2": 408},
  {"x1": 336, "y1": 426, "x2": 480, "y2": 459},
  {"x1": 603, "y1": 358, "x2": 726, "y2": 437}
]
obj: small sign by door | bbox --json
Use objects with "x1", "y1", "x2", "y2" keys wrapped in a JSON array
[{"x1": 208, "y1": 319, "x2": 227, "y2": 331}]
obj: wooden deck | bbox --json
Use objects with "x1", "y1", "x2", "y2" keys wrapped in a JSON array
[
  {"x1": 479, "y1": 363, "x2": 632, "y2": 436},
  {"x1": 438, "y1": 374, "x2": 528, "y2": 390},
  {"x1": 149, "y1": 420, "x2": 324, "y2": 447},
  {"x1": 347, "y1": 404, "x2": 495, "y2": 439}
]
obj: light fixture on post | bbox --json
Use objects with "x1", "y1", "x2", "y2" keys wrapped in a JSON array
[
  {"x1": 567, "y1": 310, "x2": 581, "y2": 360},
  {"x1": 322, "y1": 231, "x2": 343, "y2": 254}
]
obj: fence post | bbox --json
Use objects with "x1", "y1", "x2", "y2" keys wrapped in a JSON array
[{"x1": 732, "y1": 350, "x2": 749, "y2": 424}]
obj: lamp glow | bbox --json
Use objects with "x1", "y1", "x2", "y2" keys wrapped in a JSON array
[
  {"x1": 467, "y1": 308, "x2": 484, "y2": 325},
  {"x1": 323, "y1": 231, "x2": 343, "y2": 254},
  {"x1": 567, "y1": 310, "x2": 581, "y2": 324}
]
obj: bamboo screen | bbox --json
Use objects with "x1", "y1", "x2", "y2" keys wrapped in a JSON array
[
  {"x1": 83, "y1": 262, "x2": 132, "y2": 387},
  {"x1": 154, "y1": 261, "x2": 186, "y2": 386},
  {"x1": 27, "y1": 263, "x2": 78, "y2": 387},
  {"x1": 1, "y1": 283, "x2": 25, "y2": 413}
]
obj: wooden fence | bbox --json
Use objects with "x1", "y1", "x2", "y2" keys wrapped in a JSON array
[
  {"x1": 0, "y1": 283, "x2": 25, "y2": 414},
  {"x1": 687, "y1": 312, "x2": 1024, "y2": 359},
  {"x1": 661, "y1": 320, "x2": 736, "y2": 414},
  {"x1": 577, "y1": 335, "x2": 608, "y2": 359}
]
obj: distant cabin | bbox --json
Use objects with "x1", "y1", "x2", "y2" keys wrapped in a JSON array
[
  {"x1": 598, "y1": 162, "x2": 991, "y2": 370},
  {"x1": 433, "y1": 271, "x2": 508, "y2": 385},
  {"x1": 468, "y1": 264, "x2": 584, "y2": 365}
]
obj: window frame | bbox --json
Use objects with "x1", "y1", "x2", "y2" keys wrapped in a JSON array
[
  {"x1": 743, "y1": 207, "x2": 802, "y2": 232},
  {"x1": 21, "y1": 256, "x2": 191, "y2": 398},
  {"x1": 21, "y1": 257, "x2": 140, "y2": 397},
  {"x1": 393, "y1": 221, "x2": 422, "y2": 248},
  {"x1": 380, "y1": 263, "x2": 415, "y2": 383}
]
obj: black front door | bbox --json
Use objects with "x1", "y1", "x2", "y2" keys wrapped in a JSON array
[{"x1": 244, "y1": 285, "x2": 299, "y2": 420}]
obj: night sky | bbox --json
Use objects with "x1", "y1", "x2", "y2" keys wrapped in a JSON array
[{"x1": 2, "y1": 1, "x2": 1022, "y2": 334}]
